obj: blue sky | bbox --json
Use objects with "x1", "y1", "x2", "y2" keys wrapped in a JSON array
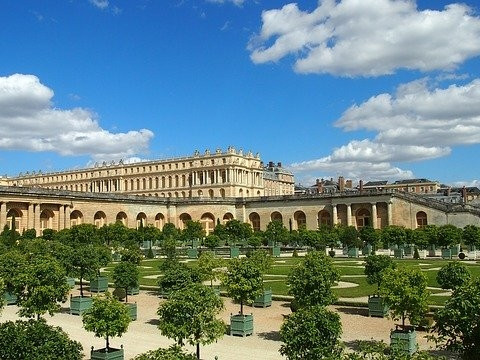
[{"x1": 1, "y1": 0, "x2": 480, "y2": 187}]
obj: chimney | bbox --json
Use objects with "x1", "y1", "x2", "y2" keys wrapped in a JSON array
[
  {"x1": 338, "y1": 176, "x2": 345, "y2": 192},
  {"x1": 277, "y1": 162, "x2": 282, "y2": 167},
  {"x1": 359, "y1": 180, "x2": 364, "y2": 193},
  {"x1": 316, "y1": 178, "x2": 320, "y2": 185},
  {"x1": 446, "y1": 187, "x2": 451, "y2": 196},
  {"x1": 268, "y1": 161, "x2": 274, "y2": 168},
  {"x1": 462, "y1": 186, "x2": 467, "y2": 203},
  {"x1": 345, "y1": 180, "x2": 352, "y2": 189}
]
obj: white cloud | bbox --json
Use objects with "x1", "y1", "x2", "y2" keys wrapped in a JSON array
[
  {"x1": 89, "y1": 0, "x2": 109, "y2": 9},
  {"x1": 291, "y1": 77, "x2": 480, "y2": 181},
  {"x1": 206, "y1": 0, "x2": 245, "y2": 7},
  {"x1": 0, "y1": 74, "x2": 154, "y2": 161},
  {"x1": 249, "y1": 0, "x2": 480, "y2": 76}
]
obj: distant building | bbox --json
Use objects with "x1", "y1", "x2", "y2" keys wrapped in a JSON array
[
  {"x1": 295, "y1": 177, "x2": 355, "y2": 195},
  {"x1": 362, "y1": 178, "x2": 439, "y2": 194}
]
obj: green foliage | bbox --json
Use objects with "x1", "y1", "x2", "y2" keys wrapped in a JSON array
[
  {"x1": 359, "y1": 226, "x2": 380, "y2": 248},
  {"x1": 264, "y1": 220, "x2": 289, "y2": 246},
  {"x1": 181, "y1": 221, "x2": 205, "y2": 245},
  {"x1": 160, "y1": 235, "x2": 178, "y2": 262},
  {"x1": 280, "y1": 305, "x2": 343, "y2": 360},
  {"x1": 433, "y1": 278, "x2": 480, "y2": 359},
  {"x1": 364, "y1": 255, "x2": 396, "y2": 293},
  {"x1": 22, "y1": 228, "x2": 37, "y2": 239},
  {"x1": 319, "y1": 225, "x2": 339, "y2": 250},
  {"x1": 113, "y1": 261, "x2": 139, "y2": 302},
  {"x1": 195, "y1": 251, "x2": 224, "y2": 287},
  {"x1": 98, "y1": 222, "x2": 129, "y2": 247},
  {"x1": 437, "y1": 224, "x2": 462, "y2": 249},
  {"x1": 120, "y1": 247, "x2": 143, "y2": 265},
  {"x1": 299, "y1": 228, "x2": 322, "y2": 249},
  {"x1": 158, "y1": 261, "x2": 200, "y2": 295},
  {"x1": 0, "y1": 251, "x2": 27, "y2": 292},
  {"x1": 382, "y1": 226, "x2": 407, "y2": 247},
  {"x1": 338, "y1": 226, "x2": 361, "y2": 248},
  {"x1": 224, "y1": 219, "x2": 253, "y2": 244},
  {"x1": 146, "y1": 247, "x2": 155, "y2": 259},
  {"x1": 422, "y1": 225, "x2": 439, "y2": 247},
  {"x1": 157, "y1": 283, "x2": 225, "y2": 358},
  {"x1": 133, "y1": 345, "x2": 197, "y2": 360},
  {"x1": 223, "y1": 257, "x2": 263, "y2": 315},
  {"x1": 41, "y1": 229, "x2": 56, "y2": 241},
  {"x1": 82, "y1": 291, "x2": 131, "y2": 350},
  {"x1": 436, "y1": 261, "x2": 471, "y2": 290},
  {"x1": 247, "y1": 235, "x2": 263, "y2": 248},
  {"x1": 462, "y1": 224, "x2": 480, "y2": 248},
  {"x1": 0, "y1": 318, "x2": 83, "y2": 360},
  {"x1": 341, "y1": 340, "x2": 445, "y2": 360},
  {"x1": 14, "y1": 255, "x2": 70, "y2": 318},
  {"x1": 287, "y1": 251, "x2": 339, "y2": 308},
  {"x1": 379, "y1": 267, "x2": 429, "y2": 327},
  {"x1": 162, "y1": 223, "x2": 181, "y2": 241},
  {"x1": 247, "y1": 249, "x2": 273, "y2": 274},
  {"x1": 413, "y1": 247, "x2": 420, "y2": 259},
  {"x1": 204, "y1": 234, "x2": 220, "y2": 250}
]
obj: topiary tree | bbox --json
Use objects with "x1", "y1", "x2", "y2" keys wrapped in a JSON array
[
  {"x1": 411, "y1": 228, "x2": 429, "y2": 250},
  {"x1": 436, "y1": 261, "x2": 471, "y2": 291},
  {"x1": 0, "y1": 251, "x2": 27, "y2": 297},
  {"x1": 223, "y1": 257, "x2": 263, "y2": 315},
  {"x1": 359, "y1": 226, "x2": 380, "y2": 252},
  {"x1": 0, "y1": 318, "x2": 83, "y2": 360},
  {"x1": 264, "y1": 220, "x2": 288, "y2": 247},
  {"x1": 82, "y1": 292, "x2": 131, "y2": 351},
  {"x1": 14, "y1": 255, "x2": 70, "y2": 319},
  {"x1": 195, "y1": 251, "x2": 224, "y2": 288},
  {"x1": 462, "y1": 224, "x2": 480, "y2": 250},
  {"x1": 203, "y1": 234, "x2": 220, "y2": 251},
  {"x1": 181, "y1": 221, "x2": 205, "y2": 246},
  {"x1": 133, "y1": 345, "x2": 196, "y2": 360},
  {"x1": 280, "y1": 305, "x2": 343, "y2": 360},
  {"x1": 338, "y1": 225, "x2": 361, "y2": 249},
  {"x1": 158, "y1": 261, "x2": 200, "y2": 296},
  {"x1": 433, "y1": 278, "x2": 480, "y2": 359},
  {"x1": 157, "y1": 283, "x2": 225, "y2": 359},
  {"x1": 224, "y1": 219, "x2": 253, "y2": 245},
  {"x1": 112, "y1": 261, "x2": 140, "y2": 303},
  {"x1": 379, "y1": 267, "x2": 429, "y2": 328},
  {"x1": 287, "y1": 251, "x2": 339, "y2": 308},
  {"x1": 364, "y1": 255, "x2": 396, "y2": 294},
  {"x1": 381, "y1": 225, "x2": 407, "y2": 248},
  {"x1": 437, "y1": 224, "x2": 462, "y2": 249}
]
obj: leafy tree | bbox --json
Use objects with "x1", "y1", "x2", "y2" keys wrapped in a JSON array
[
  {"x1": 411, "y1": 228, "x2": 429, "y2": 250},
  {"x1": 462, "y1": 225, "x2": 480, "y2": 249},
  {"x1": 157, "y1": 283, "x2": 225, "y2": 359},
  {"x1": 181, "y1": 221, "x2": 205, "y2": 246},
  {"x1": 264, "y1": 220, "x2": 288, "y2": 246},
  {"x1": 0, "y1": 318, "x2": 82, "y2": 360},
  {"x1": 433, "y1": 278, "x2": 480, "y2": 359},
  {"x1": 359, "y1": 226, "x2": 379, "y2": 250},
  {"x1": 364, "y1": 255, "x2": 396, "y2": 294},
  {"x1": 98, "y1": 222, "x2": 129, "y2": 247},
  {"x1": 60, "y1": 224, "x2": 101, "y2": 246},
  {"x1": 299, "y1": 229, "x2": 322, "y2": 249},
  {"x1": 379, "y1": 267, "x2": 429, "y2": 328},
  {"x1": 0, "y1": 251, "x2": 27, "y2": 296},
  {"x1": 14, "y1": 255, "x2": 70, "y2": 319},
  {"x1": 247, "y1": 249, "x2": 273, "y2": 274},
  {"x1": 161, "y1": 223, "x2": 180, "y2": 242},
  {"x1": 247, "y1": 235, "x2": 263, "y2": 249},
  {"x1": 113, "y1": 261, "x2": 140, "y2": 302},
  {"x1": 436, "y1": 261, "x2": 471, "y2": 291},
  {"x1": 338, "y1": 225, "x2": 361, "y2": 248},
  {"x1": 68, "y1": 244, "x2": 104, "y2": 297},
  {"x1": 133, "y1": 345, "x2": 196, "y2": 360},
  {"x1": 422, "y1": 225, "x2": 439, "y2": 248},
  {"x1": 224, "y1": 219, "x2": 253, "y2": 244},
  {"x1": 223, "y1": 257, "x2": 263, "y2": 315},
  {"x1": 381, "y1": 226, "x2": 407, "y2": 247},
  {"x1": 83, "y1": 292, "x2": 131, "y2": 351},
  {"x1": 437, "y1": 224, "x2": 462, "y2": 249},
  {"x1": 212, "y1": 223, "x2": 228, "y2": 243},
  {"x1": 319, "y1": 225, "x2": 339, "y2": 250},
  {"x1": 195, "y1": 251, "x2": 224, "y2": 288},
  {"x1": 160, "y1": 235, "x2": 178, "y2": 265},
  {"x1": 287, "y1": 251, "x2": 339, "y2": 308},
  {"x1": 280, "y1": 305, "x2": 343, "y2": 360},
  {"x1": 204, "y1": 234, "x2": 220, "y2": 250},
  {"x1": 158, "y1": 261, "x2": 200, "y2": 295},
  {"x1": 22, "y1": 228, "x2": 37, "y2": 239},
  {"x1": 41, "y1": 228, "x2": 56, "y2": 241},
  {"x1": 120, "y1": 247, "x2": 143, "y2": 265}
]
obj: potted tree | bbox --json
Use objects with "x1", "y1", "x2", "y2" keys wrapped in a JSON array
[
  {"x1": 437, "y1": 225, "x2": 462, "y2": 259},
  {"x1": 338, "y1": 226, "x2": 360, "y2": 258},
  {"x1": 264, "y1": 220, "x2": 286, "y2": 257},
  {"x1": 462, "y1": 224, "x2": 480, "y2": 253},
  {"x1": 364, "y1": 255, "x2": 396, "y2": 317},
  {"x1": 379, "y1": 267, "x2": 429, "y2": 355},
  {"x1": 195, "y1": 251, "x2": 224, "y2": 296},
  {"x1": 157, "y1": 261, "x2": 200, "y2": 298},
  {"x1": 359, "y1": 226, "x2": 379, "y2": 256},
  {"x1": 223, "y1": 257, "x2": 263, "y2": 336},
  {"x1": 83, "y1": 292, "x2": 131, "y2": 360},
  {"x1": 382, "y1": 226, "x2": 407, "y2": 259},
  {"x1": 248, "y1": 250, "x2": 274, "y2": 308},
  {"x1": 89, "y1": 245, "x2": 112, "y2": 293},
  {"x1": 112, "y1": 261, "x2": 140, "y2": 321},
  {"x1": 411, "y1": 228, "x2": 429, "y2": 259},
  {"x1": 0, "y1": 251, "x2": 26, "y2": 305},
  {"x1": 436, "y1": 261, "x2": 471, "y2": 291}
]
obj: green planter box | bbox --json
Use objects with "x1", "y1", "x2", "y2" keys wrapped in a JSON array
[
  {"x1": 89, "y1": 276, "x2": 109, "y2": 293},
  {"x1": 428, "y1": 244, "x2": 436, "y2": 257},
  {"x1": 362, "y1": 244, "x2": 372, "y2": 256},
  {"x1": 347, "y1": 247, "x2": 359, "y2": 258},
  {"x1": 442, "y1": 248, "x2": 452, "y2": 259},
  {"x1": 70, "y1": 296, "x2": 93, "y2": 315},
  {"x1": 127, "y1": 286, "x2": 139, "y2": 295},
  {"x1": 271, "y1": 246, "x2": 281, "y2": 257},
  {"x1": 3, "y1": 291, "x2": 17, "y2": 305},
  {"x1": 253, "y1": 289, "x2": 272, "y2": 308},
  {"x1": 230, "y1": 314, "x2": 254, "y2": 337},
  {"x1": 66, "y1": 277, "x2": 76, "y2": 288},
  {"x1": 404, "y1": 245, "x2": 414, "y2": 256},
  {"x1": 230, "y1": 247, "x2": 240, "y2": 258},
  {"x1": 91, "y1": 346, "x2": 124, "y2": 360},
  {"x1": 187, "y1": 248, "x2": 198, "y2": 259},
  {"x1": 191, "y1": 239, "x2": 199, "y2": 248},
  {"x1": 390, "y1": 328, "x2": 417, "y2": 356},
  {"x1": 394, "y1": 248, "x2": 404, "y2": 259},
  {"x1": 451, "y1": 244, "x2": 461, "y2": 256},
  {"x1": 142, "y1": 240, "x2": 152, "y2": 249},
  {"x1": 126, "y1": 303, "x2": 137, "y2": 321},
  {"x1": 368, "y1": 295, "x2": 388, "y2": 317}
]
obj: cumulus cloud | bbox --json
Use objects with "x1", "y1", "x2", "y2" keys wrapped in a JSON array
[
  {"x1": 89, "y1": 0, "x2": 109, "y2": 9},
  {"x1": 291, "y1": 77, "x2": 480, "y2": 181},
  {"x1": 0, "y1": 74, "x2": 154, "y2": 161},
  {"x1": 206, "y1": 0, "x2": 245, "y2": 6},
  {"x1": 249, "y1": 0, "x2": 480, "y2": 76}
]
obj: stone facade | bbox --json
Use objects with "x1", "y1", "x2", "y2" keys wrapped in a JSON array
[
  {"x1": 6, "y1": 148, "x2": 294, "y2": 199},
  {"x1": 1, "y1": 185, "x2": 479, "y2": 236}
]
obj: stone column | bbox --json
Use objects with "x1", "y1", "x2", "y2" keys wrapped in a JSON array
[
  {"x1": 371, "y1": 203, "x2": 378, "y2": 229},
  {"x1": 34, "y1": 204, "x2": 41, "y2": 232},
  {"x1": 332, "y1": 204, "x2": 338, "y2": 225},
  {"x1": 347, "y1": 204, "x2": 352, "y2": 226},
  {"x1": 28, "y1": 203, "x2": 34, "y2": 229},
  {"x1": 0, "y1": 202, "x2": 6, "y2": 230},
  {"x1": 65, "y1": 205, "x2": 71, "y2": 229},
  {"x1": 387, "y1": 202, "x2": 393, "y2": 225},
  {"x1": 58, "y1": 205, "x2": 65, "y2": 231}
]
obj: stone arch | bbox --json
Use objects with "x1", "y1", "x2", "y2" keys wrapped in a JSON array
[
  {"x1": 7, "y1": 208, "x2": 22, "y2": 230},
  {"x1": 223, "y1": 213, "x2": 234, "y2": 223},
  {"x1": 136, "y1": 212, "x2": 147, "y2": 228},
  {"x1": 294, "y1": 210, "x2": 307, "y2": 229},
  {"x1": 179, "y1": 213, "x2": 192, "y2": 230},
  {"x1": 94, "y1": 211, "x2": 107, "y2": 228},
  {"x1": 155, "y1": 213, "x2": 165, "y2": 229},
  {"x1": 249, "y1": 212, "x2": 261, "y2": 231},
  {"x1": 208, "y1": 189, "x2": 214, "y2": 198},
  {"x1": 416, "y1": 211, "x2": 428, "y2": 228},
  {"x1": 239, "y1": 188, "x2": 243, "y2": 197},
  {"x1": 271, "y1": 211, "x2": 283, "y2": 224},
  {"x1": 356, "y1": 208, "x2": 371, "y2": 228},
  {"x1": 220, "y1": 188, "x2": 226, "y2": 198},
  {"x1": 318, "y1": 210, "x2": 331, "y2": 227},
  {"x1": 40, "y1": 209, "x2": 55, "y2": 231},
  {"x1": 198, "y1": 190, "x2": 203, "y2": 197},
  {"x1": 200, "y1": 212, "x2": 215, "y2": 235},
  {"x1": 116, "y1": 212, "x2": 128, "y2": 226},
  {"x1": 70, "y1": 210, "x2": 83, "y2": 226}
]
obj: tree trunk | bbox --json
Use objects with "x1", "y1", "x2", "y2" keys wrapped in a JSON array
[
  {"x1": 196, "y1": 343, "x2": 200, "y2": 359},
  {"x1": 125, "y1": 287, "x2": 128, "y2": 303},
  {"x1": 240, "y1": 300, "x2": 243, "y2": 315},
  {"x1": 80, "y1": 275, "x2": 84, "y2": 297},
  {"x1": 106, "y1": 335, "x2": 109, "y2": 350}
]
